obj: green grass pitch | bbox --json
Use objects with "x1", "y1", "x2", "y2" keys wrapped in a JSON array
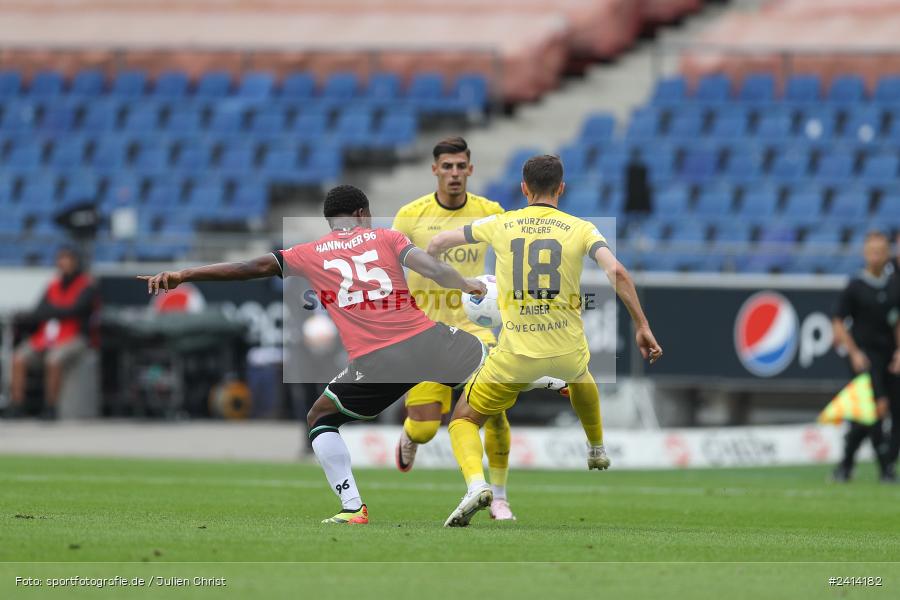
[{"x1": 1, "y1": 455, "x2": 898, "y2": 599}]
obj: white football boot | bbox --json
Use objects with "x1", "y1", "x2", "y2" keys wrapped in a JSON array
[
  {"x1": 587, "y1": 444, "x2": 611, "y2": 470},
  {"x1": 444, "y1": 481, "x2": 493, "y2": 527}
]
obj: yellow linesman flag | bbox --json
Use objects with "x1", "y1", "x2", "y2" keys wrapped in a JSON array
[{"x1": 818, "y1": 373, "x2": 878, "y2": 426}]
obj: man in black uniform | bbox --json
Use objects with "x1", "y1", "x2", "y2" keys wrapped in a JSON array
[{"x1": 832, "y1": 231, "x2": 900, "y2": 483}]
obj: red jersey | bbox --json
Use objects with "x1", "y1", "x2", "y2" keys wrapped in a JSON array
[{"x1": 278, "y1": 226, "x2": 436, "y2": 359}]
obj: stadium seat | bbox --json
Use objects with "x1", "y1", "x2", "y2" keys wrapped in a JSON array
[
  {"x1": 781, "y1": 187, "x2": 823, "y2": 223},
  {"x1": 693, "y1": 186, "x2": 733, "y2": 217},
  {"x1": 70, "y1": 70, "x2": 106, "y2": 96},
  {"x1": 842, "y1": 107, "x2": 884, "y2": 142},
  {"x1": 249, "y1": 109, "x2": 286, "y2": 136},
  {"x1": 332, "y1": 111, "x2": 373, "y2": 147},
  {"x1": 47, "y1": 137, "x2": 88, "y2": 169},
  {"x1": 695, "y1": 74, "x2": 731, "y2": 102},
  {"x1": 667, "y1": 113, "x2": 705, "y2": 139},
  {"x1": 172, "y1": 140, "x2": 212, "y2": 173},
  {"x1": 374, "y1": 110, "x2": 416, "y2": 148},
  {"x1": 1, "y1": 100, "x2": 39, "y2": 133},
  {"x1": 814, "y1": 152, "x2": 855, "y2": 180},
  {"x1": 39, "y1": 104, "x2": 77, "y2": 133},
  {"x1": 407, "y1": 73, "x2": 445, "y2": 112},
  {"x1": 769, "y1": 151, "x2": 809, "y2": 182},
  {"x1": 163, "y1": 106, "x2": 203, "y2": 133},
  {"x1": 260, "y1": 146, "x2": 300, "y2": 179},
  {"x1": 123, "y1": 103, "x2": 163, "y2": 134},
  {"x1": 321, "y1": 72, "x2": 359, "y2": 101},
  {"x1": 784, "y1": 75, "x2": 821, "y2": 102},
  {"x1": 557, "y1": 144, "x2": 591, "y2": 176},
  {"x1": 579, "y1": 113, "x2": 616, "y2": 143},
  {"x1": 668, "y1": 221, "x2": 709, "y2": 244},
  {"x1": 652, "y1": 76, "x2": 687, "y2": 104},
  {"x1": 208, "y1": 105, "x2": 246, "y2": 134},
  {"x1": 61, "y1": 173, "x2": 100, "y2": 204},
  {"x1": 80, "y1": 100, "x2": 123, "y2": 131},
  {"x1": 654, "y1": 185, "x2": 690, "y2": 214},
  {"x1": 90, "y1": 137, "x2": 131, "y2": 171},
  {"x1": 737, "y1": 186, "x2": 778, "y2": 218},
  {"x1": 281, "y1": 73, "x2": 316, "y2": 99},
  {"x1": 755, "y1": 113, "x2": 794, "y2": 141},
  {"x1": 828, "y1": 75, "x2": 866, "y2": 103},
  {"x1": 709, "y1": 114, "x2": 748, "y2": 139},
  {"x1": 237, "y1": 72, "x2": 275, "y2": 100},
  {"x1": 874, "y1": 76, "x2": 900, "y2": 104},
  {"x1": 798, "y1": 108, "x2": 838, "y2": 141},
  {"x1": 195, "y1": 72, "x2": 233, "y2": 98},
  {"x1": 153, "y1": 71, "x2": 190, "y2": 99},
  {"x1": 111, "y1": 70, "x2": 147, "y2": 98},
  {"x1": 829, "y1": 189, "x2": 870, "y2": 220},
  {"x1": 861, "y1": 153, "x2": 899, "y2": 183},
  {"x1": 6, "y1": 141, "x2": 44, "y2": 171},
  {"x1": 28, "y1": 71, "x2": 64, "y2": 98},
  {"x1": 217, "y1": 143, "x2": 257, "y2": 173},
  {"x1": 738, "y1": 74, "x2": 775, "y2": 102},
  {"x1": 450, "y1": 74, "x2": 489, "y2": 114},
  {"x1": 134, "y1": 142, "x2": 170, "y2": 173},
  {"x1": 0, "y1": 70, "x2": 22, "y2": 98},
  {"x1": 301, "y1": 145, "x2": 342, "y2": 183},
  {"x1": 803, "y1": 223, "x2": 843, "y2": 246},
  {"x1": 366, "y1": 72, "x2": 401, "y2": 103},
  {"x1": 291, "y1": 112, "x2": 329, "y2": 141}
]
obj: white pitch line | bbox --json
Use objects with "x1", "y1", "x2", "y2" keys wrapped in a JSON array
[{"x1": 2, "y1": 473, "x2": 896, "y2": 500}]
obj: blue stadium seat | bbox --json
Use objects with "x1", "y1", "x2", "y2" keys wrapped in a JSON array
[
  {"x1": 291, "y1": 112, "x2": 329, "y2": 141},
  {"x1": 595, "y1": 149, "x2": 629, "y2": 177},
  {"x1": 321, "y1": 72, "x2": 359, "y2": 101},
  {"x1": 798, "y1": 107, "x2": 838, "y2": 141},
  {"x1": 785, "y1": 75, "x2": 821, "y2": 102},
  {"x1": 625, "y1": 108, "x2": 661, "y2": 140},
  {"x1": 28, "y1": 71, "x2": 64, "y2": 98},
  {"x1": 6, "y1": 141, "x2": 44, "y2": 171},
  {"x1": 366, "y1": 72, "x2": 401, "y2": 103},
  {"x1": 123, "y1": 102, "x2": 163, "y2": 133},
  {"x1": 724, "y1": 146, "x2": 766, "y2": 181},
  {"x1": 218, "y1": 143, "x2": 256, "y2": 173},
  {"x1": 829, "y1": 189, "x2": 870, "y2": 220},
  {"x1": 667, "y1": 113, "x2": 704, "y2": 138},
  {"x1": 301, "y1": 145, "x2": 341, "y2": 183},
  {"x1": 80, "y1": 99, "x2": 123, "y2": 131},
  {"x1": 709, "y1": 114, "x2": 748, "y2": 138},
  {"x1": 260, "y1": 146, "x2": 300, "y2": 179},
  {"x1": 153, "y1": 71, "x2": 189, "y2": 98},
  {"x1": 695, "y1": 74, "x2": 731, "y2": 102},
  {"x1": 70, "y1": 70, "x2": 106, "y2": 96},
  {"x1": 579, "y1": 113, "x2": 615, "y2": 143},
  {"x1": 104, "y1": 174, "x2": 141, "y2": 207},
  {"x1": 374, "y1": 110, "x2": 416, "y2": 148},
  {"x1": 875, "y1": 191, "x2": 900, "y2": 223},
  {"x1": 195, "y1": 71, "x2": 233, "y2": 98},
  {"x1": 828, "y1": 75, "x2": 866, "y2": 103},
  {"x1": 654, "y1": 185, "x2": 690, "y2": 213},
  {"x1": 738, "y1": 74, "x2": 775, "y2": 102},
  {"x1": 737, "y1": 186, "x2": 778, "y2": 218},
  {"x1": 668, "y1": 221, "x2": 709, "y2": 244},
  {"x1": 815, "y1": 152, "x2": 855, "y2": 180},
  {"x1": 164, "y1": 105, "x2": 203, "y2": 133},
  {"x1": 237, "y1": 72, "x2": 275, "y2": 100},
  {"x1": 874, "y1": 76, "x2": 900, "y2": 104},
  {"x1": 134, "y1": 142, "x2": 170, "y2": 172},
  {"x1": 208, "y1": 105, "x2": 246, "y2": 134},
  {"x1": 172, "y1": 140, "x2": 212, "y2": 172},
  {"x1": 0, "y1": 70, "x2": 22, "y2": 98},
  {"x1": 651, "y1": 76, "x2": 687, "y2": 104},
  {"x1": 407, "y1": 73, "x2": 445, "y2": 111},
  {"x1": 754, "y1": 113, "x2": 794, "y2": 140},
  {"x1": 47, "y1": 137, "x2": 88, "y2": 169},
  {"x1": 111, "y1": 70, "x2": 147, "y2": 98},
  {"x1": 61, "y1": 173, "x2": 100, "y2": 204},
  {"x1": 1, "y1": 100, "x2": 39, "y2": 133},
  {"x1": 145, "y1": 182, "x2": 183, "y2": 207},
  {"x1": 694, "y1": 185, "x2": 733, "y2": 217},
  {"x1": 19, "y1": 177, "x2": 57, "y2": 208},
  {"x1": 90, "y1": 136, "x2": 130, "y2": 171},
  {"x1": 781, "y1": 187, "x2": 823, "y2": 223},
  {"x1": 558, "y1": 144, "x2": 591, "y2": 176},
  {"x1": 842, "y1": 106, "x2": 884, "y2": 142},
  {"x1": 186, "y1": 180, "x2": 225, "y2": 208},
  {"x1": 861, "y1": 153, "x2": 899, "y2": 183},
  {"x1": 680, "y1": 146, "x2": 720, "y2": 181},
  {"x1": 769, "y1": 151, "x2": 809, "y2": 181},
  {"x1": 249, "y1": 109, "x2": 286, "y2": 136},
  {"x1": 39, "y1": 104, "x2": 77, "y2": 133},
  {"x1": 332, "y1": 111, "x2": 373, "y2": 147},
  {"x1": 281, "y1": 72, "x2": 316, "y2": 99},
  {"x1": 802, "y1": 223, "x2": 843, "y2": 246},
  {"x1": 450, "y1": 74, "x2": 488, "y2": 114}
]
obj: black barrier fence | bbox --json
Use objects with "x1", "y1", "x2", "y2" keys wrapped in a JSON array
[{"x1": 99, "y1": 272, "x2": 852, "y2": 391}]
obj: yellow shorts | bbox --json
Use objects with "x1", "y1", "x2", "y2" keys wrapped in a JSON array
[
  {"x1": 405, "y1": 381, "x2": 455, "y2": 414},
  {"x1": 464, "y1": 346, "x2": 592, "y2": 416}
]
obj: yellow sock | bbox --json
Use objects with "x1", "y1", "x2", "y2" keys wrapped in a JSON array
[
  {"x1": 403, "y1": 417, "x2": 441, "y2": 444},
  {"x1": 568, "y1": 377, "x2": 603, "y2": 446},
  {"x1": 485, "y1": 412, "x2": 510, "y2": 495},
  {"x1": 448, "y1": 418, "x2": 485, "y2": 486}
]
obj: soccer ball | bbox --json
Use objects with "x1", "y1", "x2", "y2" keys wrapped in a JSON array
[{"x1": 462, "y1": 274, "x2": 501, "y2": 328}]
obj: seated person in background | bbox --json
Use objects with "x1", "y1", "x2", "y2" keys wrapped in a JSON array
[{"x1": 7, "y1": 246, "x2": 99, "y2": 419}]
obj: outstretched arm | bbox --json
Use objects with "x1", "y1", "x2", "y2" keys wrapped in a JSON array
[
  {"x1": 137, "y1": 254, "x2": 281, "y2": 295},
  {"x1": 426, "y1": 227, "x2": 470, "y2": 258},
  {"x1": 404, "y1": 247, "x2": 485, "y2": 296},
  {"x1": 593, "y1": 246, "x2": 663, "y2": 364}
]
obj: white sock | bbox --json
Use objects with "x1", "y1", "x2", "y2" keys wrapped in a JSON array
[
  {"x1": 491, "y1": 485, "x2": 507, "y2": 500},
  {"x1": 467, "y1": 477, "x2": 487, "y2": 495},
  {"x1": 311, "y1": 431, "x2": 362, "y2": 510}
]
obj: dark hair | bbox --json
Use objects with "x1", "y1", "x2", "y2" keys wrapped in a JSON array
[
  {"x1": 522, "y1": 154, "x2": 564, "y2": 197},
  {"x1": 432, "y1": 136, "x2": 470, "y2": 160},
  {"x1": 323, "y1": 185, "x2": 369, "y2": 218}
]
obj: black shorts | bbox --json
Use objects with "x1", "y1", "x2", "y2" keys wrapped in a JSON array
[{"x1": 324, "y1": 323, "x2": 486, "y2": 421}]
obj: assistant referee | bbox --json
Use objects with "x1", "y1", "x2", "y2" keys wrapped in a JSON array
[{"x1": 832, "y1": 231, "x2": 900, "y2": 483}]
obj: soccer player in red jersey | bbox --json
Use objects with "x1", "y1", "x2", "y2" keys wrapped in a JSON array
[{"x1": 139, "y1": 185, "x2": 487, "y2": 524}]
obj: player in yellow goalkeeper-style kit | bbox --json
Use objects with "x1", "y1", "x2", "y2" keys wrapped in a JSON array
[
  {"x1": 392, "y1": 136, "x2": 519, "y2": 520},
  {"x1": 427, "y1": 154, "x2": 664, "y2": 527}
]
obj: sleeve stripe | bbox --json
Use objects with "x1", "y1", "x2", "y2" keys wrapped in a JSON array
[
  {"x1": 588, "y1": 240, "x2": 609, "y2": 257},
  {"x1": 463, "y1": 224, "x2": 476, "y2": 244},
  {"x1": 398, "y1": 244, "x2": 416, "y2": 267},
  {"x1": 271, "y1": 251, "x2": 285, "y2": 278}
]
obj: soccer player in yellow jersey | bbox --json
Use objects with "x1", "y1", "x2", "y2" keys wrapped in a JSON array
[
  {"x1": 428, "y1": 155, "x2": 663, "y2": 527},
  {"x1": 392, "y1": 136, "x2": 520, "y2": 520}
]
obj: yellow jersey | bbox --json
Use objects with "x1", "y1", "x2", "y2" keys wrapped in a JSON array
[
  {"x1": 464, "y1": 203, "x2": 608, "y2": 358},
  {"x1": 393, "y1": 192, "x2": 504, "y2": 344}
]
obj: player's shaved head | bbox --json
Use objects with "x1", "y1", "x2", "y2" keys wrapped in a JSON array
[
  {"x1": 522, "y1": 155, "x2": 564, "y2": 198},
  {"x1": 324, "y1": 184, "x2": 370, "y2": 219},
  {"x1": 432, "y1": 136, "x2": 470, "y2": 160}
]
